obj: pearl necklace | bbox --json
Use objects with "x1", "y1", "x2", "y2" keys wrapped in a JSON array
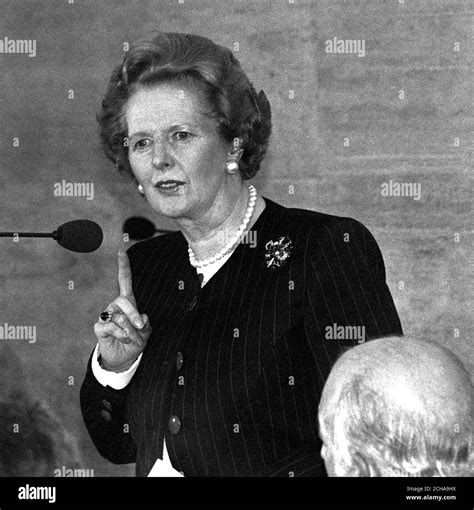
[{"x1": 188, "y1": 184, "x2": 257, "y2": 269}]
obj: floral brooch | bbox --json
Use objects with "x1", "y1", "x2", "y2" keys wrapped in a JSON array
[{"x1": 264, "y1": 235, "x2": 293, "y2": 270}]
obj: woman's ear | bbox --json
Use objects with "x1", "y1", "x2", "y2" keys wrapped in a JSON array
[
  {"x1": 228, "y1": 137, "x2": 244, "y2": 161},
  {"x1": 230, "y1": 148, "x2": 244, "y2": 163}
]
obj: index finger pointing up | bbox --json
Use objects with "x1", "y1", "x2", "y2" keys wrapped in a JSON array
[{"x1": 118, "y1": 250, "x2": 135, "y2": 299}]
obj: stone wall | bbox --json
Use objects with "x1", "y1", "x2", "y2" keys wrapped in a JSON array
[{"x1": 1, "y1": 0, "x2": 471, "y2": 476}]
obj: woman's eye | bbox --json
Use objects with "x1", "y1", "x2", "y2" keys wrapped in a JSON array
[
  {"x1": 172, "y1": 131, "x2": 192, "y2": 142},
  {"x1": 133, "y1": 139, "x2": 150, "y2": 151}
]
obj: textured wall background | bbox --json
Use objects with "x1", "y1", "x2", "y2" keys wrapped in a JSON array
[{"x1": 0, "y1": 0, "x2": 472, "y2": 477}]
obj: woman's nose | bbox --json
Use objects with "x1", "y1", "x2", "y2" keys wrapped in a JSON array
[{"x1": 152, "y1": 141, "x2": 173, "y2": 170}]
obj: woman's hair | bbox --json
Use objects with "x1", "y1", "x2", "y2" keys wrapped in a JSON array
[{"x1": 98, "y1": 32, "x2": 272, "y2": 181}]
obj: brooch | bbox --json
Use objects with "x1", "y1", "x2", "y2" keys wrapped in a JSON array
[{"x1": 264, "y1": 235, "x2": 293, "y2": 270}]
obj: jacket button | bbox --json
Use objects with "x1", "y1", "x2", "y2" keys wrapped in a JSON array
[
  {"x1": 168, "y1": 415, "x2": 181, "y2": 434},
  {"x1": 185, "y1": 296, "x2": 197, "y2": 312},
  {"x1": 102, "y1": 399, "x2": 112, "y2": 411},
  {"x1": 176, "y1": 352, "x2": 183, "y2": 370}
]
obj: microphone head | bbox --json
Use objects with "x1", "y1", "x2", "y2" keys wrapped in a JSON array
[
  {"x1": 55, "y1": 220, "x2": 103, "y2": 253},
  {"x1": 123, "y1": 216, "x2": 156, "y2": 240}
]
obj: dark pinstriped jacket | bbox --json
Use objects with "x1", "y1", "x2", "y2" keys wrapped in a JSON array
[{"x1": 80, "y1": 197, "x2": 403, "y2": 477}]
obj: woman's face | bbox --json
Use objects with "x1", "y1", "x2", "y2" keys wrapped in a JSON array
[{"x1": 125, "y1": 83, "x2": 231, "y2": 221}]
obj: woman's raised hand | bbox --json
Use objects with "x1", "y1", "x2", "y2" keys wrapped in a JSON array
[{"x1": 94, "y1": 250, "x2": 152, "y2": 372}]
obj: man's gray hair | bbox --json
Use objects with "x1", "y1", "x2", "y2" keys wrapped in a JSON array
[{"x1": 329, "y1": 374, "x2": 473, "y2": 476}]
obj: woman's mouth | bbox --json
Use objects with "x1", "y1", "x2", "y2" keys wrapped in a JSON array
[{"x1": 155, "y1": 180, "x2": 185, "y2": 194}]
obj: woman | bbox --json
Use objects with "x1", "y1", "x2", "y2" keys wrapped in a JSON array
[{"x1": 80, "y1": 32, "x2": 403, "y2": 477}]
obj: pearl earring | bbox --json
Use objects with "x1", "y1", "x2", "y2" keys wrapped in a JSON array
[
  {"x1": 225, "y1": 160, "x2": 239, "y2": 175},
  {"x1": 138, "y1": 184, "x2": 145, "y2": 196}
]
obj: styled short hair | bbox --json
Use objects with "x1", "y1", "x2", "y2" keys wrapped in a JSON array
[
  {"x1": 327, "y1": 376, "x2": 473, "y2": 477},
  {"x1": 98, "y1": 32, "x2": 272, "y2": 181}
]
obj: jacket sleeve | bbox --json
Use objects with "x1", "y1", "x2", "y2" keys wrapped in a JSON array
[
  {"x1": 79, "y1": 352, "x2": 137, "y2": 464},
  {"x1": 304, "y1": 216, "x2": 403, "y2": 358},
  {"x1": 260, "y1": 217, "x2": 403, "y2": 477}
]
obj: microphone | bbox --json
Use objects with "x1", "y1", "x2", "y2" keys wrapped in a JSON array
[
  {"x1": 123, "y1": 216, "x2": 174, "y2": 240},
  {"x1": 55, "y1": 220, "x2": 103, "y2": 252},
  {"x1": 0, "y1": 220, "x2": 103, "y2": 253}
]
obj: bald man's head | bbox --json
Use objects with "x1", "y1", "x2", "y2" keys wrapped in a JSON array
[{"x1": 318, "y1": 337, "x2": 473, "y2": 477}]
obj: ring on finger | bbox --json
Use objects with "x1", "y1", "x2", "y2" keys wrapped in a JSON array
[{"x1": 99, "y1": 310, "x2": 113, "y2": 323}]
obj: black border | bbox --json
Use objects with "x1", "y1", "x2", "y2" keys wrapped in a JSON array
[{"x1": 0, "y1": 476, "x2": 470, "y2": 508}]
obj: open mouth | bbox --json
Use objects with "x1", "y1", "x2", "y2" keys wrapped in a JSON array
[{"x1": 155, "y1": 180, "x2": 185, "y2": 193}]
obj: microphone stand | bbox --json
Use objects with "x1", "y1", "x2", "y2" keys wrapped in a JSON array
[
  {"x1": 0, "y1": 220, "x2": 104, "y2": 252},
  {"x1": 0, "y1": 231, "x2": 57, "y2": 238}
]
